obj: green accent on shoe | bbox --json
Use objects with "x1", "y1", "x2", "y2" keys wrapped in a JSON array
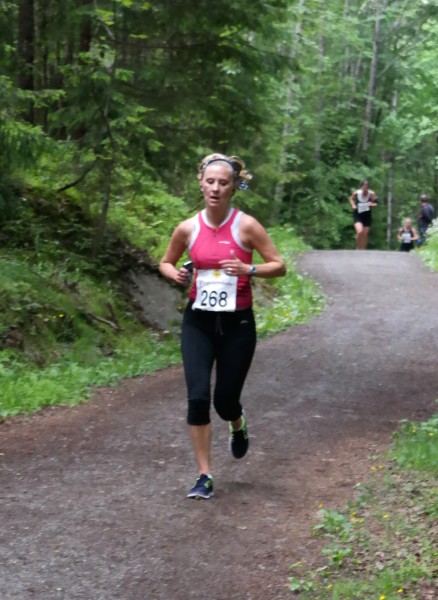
[
  {"x1": 187, "y1": 474, "x2": 214, "y2": 499},
  {"x1": 229, "y1": 413, "x2": 249, "y2": 459}
]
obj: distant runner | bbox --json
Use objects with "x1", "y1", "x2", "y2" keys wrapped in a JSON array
[
  {"x1": 349, "y1": 180, "x2": 379, "y2": 250},
  {"x1": 159, "y1": 153, "x2": 286, "y2": 499},
  {"x1": 397, "y1": 218, "x2": 418, "y2": 252}
]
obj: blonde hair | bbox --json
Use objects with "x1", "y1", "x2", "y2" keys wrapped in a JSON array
[{"x1": 197, "y1": 153, "x2": 252, "y2": 189}]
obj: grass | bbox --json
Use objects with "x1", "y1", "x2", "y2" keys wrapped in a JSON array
[
  {"x1": 0, "y1": 247, "x2": 184, "y2": 417},
  {"x1": 392, "y1": 417, "x2": 438, "y2": 470},
  {"x1": 0, "y1": 332, "x2": 180, "y2": 418},
  {"x1": 255, "y1": 226, "x2": 325, "y2": 337},
  {"x1": 287, "y1": 225, "x2": 438, "y2": 599},
  {"x1": 0, "y1": 225, "x2": 324, "y2": 418},
  {"x1": 288, "y1": 413, "x2": 438, "y2": 599}
]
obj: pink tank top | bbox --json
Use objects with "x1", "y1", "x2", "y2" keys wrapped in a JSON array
[{"x1": 188, "y1": 208, "x2": 253, "y2": 310}]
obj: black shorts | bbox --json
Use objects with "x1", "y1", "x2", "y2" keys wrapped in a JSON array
[{"x1": 353, "y1": 209, "x2": 372, "y2": 227}]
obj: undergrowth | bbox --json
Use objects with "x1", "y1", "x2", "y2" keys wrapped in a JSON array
[
  {"x1": 255, "y1": 226, "x2": 325, "y2": 337},
  {"x1": 0, "y1": 246, "x2": 183, "y2": 417},
  {"x1": 0, "y1": 223, "x2": 324, "y2": 418},
  {"x1": 418, "y1": 221, "x2": 438, "y2": 271},
  {"x1": 0, "y1": 332, "x2": 180, "y2": 418},
  {"x1": 288, "y1": 413, "x2": 438, "y2": 599}
]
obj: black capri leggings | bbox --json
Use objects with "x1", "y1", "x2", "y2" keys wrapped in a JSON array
[{"x1": 181, "y1": 301, "x2": 257, "y2": 426}]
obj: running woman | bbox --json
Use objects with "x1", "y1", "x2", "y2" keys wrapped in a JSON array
[
  {"x1": 349, "y1": 180, "x2": 379, "y2": 249},
  {"x1": 159, "y1": 153, "x2": 286, "y2": 499}
]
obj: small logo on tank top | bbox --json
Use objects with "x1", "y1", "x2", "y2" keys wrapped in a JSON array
[{"x1": 219, "y1": 240, "x2": 231, "y2": 244}]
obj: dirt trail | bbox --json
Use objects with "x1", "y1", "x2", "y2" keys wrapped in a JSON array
[{"x1": 1, "y1": 250, "x2": 437, "y2": 600}]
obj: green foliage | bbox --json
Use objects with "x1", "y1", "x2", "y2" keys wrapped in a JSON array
[
  {"x1": 269, "y1": 0, "x2": 438, "y2": 248},
  {"x1": 313, "y1": 509, "x2": 352, "y2": 539},
  {"x1": 0, "y1": 76, "x2": 48, "y2": 218},
  {"x1": 0, "y1": 216, "x2": 185, "y2": 420},
  {"x1": 26, "y1": 0, "x2": 291, "y2": 222},
  {"x1": 391, "y1": 416, "x2": 438, "y2": 471},
  {"x1": 3, "y1": 0, "x2": 438, "y2": 250},
  {"x1": 104, "y1": 169, "x2": 191, "y2": 260},
  {"x1": 255, "y1": 226, "x2": 325, "y2": 337},
  {"x1": 1, "y1": 0, "x2": 437, "y2": 426},
  {"x1": 288, "y1": 413, "x2": 438, "y2": 598},
  {"x1": 0, "y1": 332, "x2": 180, "y2": 418},
  {"x1": 418, "y1": 221, "x2": 438, "y2": 270},
  {"x1": 0, "y1": 252, "x2": 119, "y2": 364},
  {"x1": 0, "y1": 223, "x2": 322, "y2": 417}
]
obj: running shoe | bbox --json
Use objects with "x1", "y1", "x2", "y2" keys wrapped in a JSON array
[
  {"x1": 187, "y1": 474, "x2": 214, "y2": 499},
  {"x1": 229, "y1": 413, "x2": 249, "y2": 459}
]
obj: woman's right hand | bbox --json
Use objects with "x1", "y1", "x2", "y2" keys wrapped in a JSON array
[{"x1": 175, "y1": 266, "x2": 192, "y2": 286}]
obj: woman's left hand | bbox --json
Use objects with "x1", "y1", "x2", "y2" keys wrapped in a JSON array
[{"x1": 219, "y1": 251, "x2": 249, "y2": 277}]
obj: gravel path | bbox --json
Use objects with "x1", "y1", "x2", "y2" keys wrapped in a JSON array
[{"x1": 1, "y1": 250, "x2": 437, "y2": 600}]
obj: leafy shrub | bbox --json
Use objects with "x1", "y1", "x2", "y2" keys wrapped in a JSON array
[{"x1": 418, "y1": 220, "x2": 438, "y2": 270}]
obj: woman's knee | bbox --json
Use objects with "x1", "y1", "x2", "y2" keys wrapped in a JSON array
[
  {"x1": 187, "y1": 397, "x2": 210, "y2": 426},
  {"x1": 213, "y1": 396, "x2": 241, "y2": 422}
]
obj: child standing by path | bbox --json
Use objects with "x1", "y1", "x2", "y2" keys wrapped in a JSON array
[{"x1": 397, "y1": 218, "x2": 418, "y2": 252}]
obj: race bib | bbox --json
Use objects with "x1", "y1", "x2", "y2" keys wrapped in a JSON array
[
  {"x1": 193, "y1": 269, "x2": 237, "y2": 312},
  {"x1": 357, "y1": 202, "x2": 370, "y2": 213},
  {"x1": 402, "y1": 232, "x2": 412, "y2": 243}
]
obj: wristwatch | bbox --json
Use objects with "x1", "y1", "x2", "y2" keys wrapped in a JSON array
[{"x1": 248, "y1": 264, "x2": 257, "y2": 276}]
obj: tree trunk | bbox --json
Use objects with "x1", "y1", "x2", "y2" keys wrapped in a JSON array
[
  {"x1": 71, "y1": 0, "x2": 93, "y2": 142},
  {"x1": 342, "y1": 0, "x2": 350, "y2": 79},
  {"x1": 361, "y1": 0, "x2": 384, "y2": 155},
  {"x1": 90, "y1": 1, "x2": 118, "y2": 260},
  {"x1": 90, "y1": 160, "x2": 113, "y2": 261},
  {"x1": 34, "y1": 0, "x2": 50, "y2": 128},
  {"x1": 314, "y1": 28, "x2": 325, "y2": 164},
  {"x1": 271, "y1": 0, "x2": 305, "y2": 225},
  {"x1": 386, "y1": 87, "x2": 398, "y2": 248},
  {"x1": 78, "y1": 0, "x2": 92, "y2": 54},
  {"x1": 17, "y1": 0, "x2": 35, "y2": 121},
  {"x1": 386, "y1": 162, "x2": 393, "y2": 248}
]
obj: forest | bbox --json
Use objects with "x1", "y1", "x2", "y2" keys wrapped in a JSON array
[
  {"x1": 1, "y1": 0, "x2": 438, "y2": 408},
  {"x1": 2, "y1": 0, "x2": 438, "y2": 252},
  {"x1": 1, "y1": 2, "x2": 438, "y2": 597}
]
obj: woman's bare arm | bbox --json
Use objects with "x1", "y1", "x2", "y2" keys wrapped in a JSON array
[
  {"x1": 159, "y1": 220, "x2": 192, "y2": 285},
  {"x1": 220, "y1": 215, "x2": 286, "y2": 278}
]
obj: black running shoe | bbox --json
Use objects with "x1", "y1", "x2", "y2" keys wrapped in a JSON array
[
  {"x1": 229, "y1": 413, "x2": 249, "y2": 459},
  {"x1": 187, "y1": 474, "x2": 214, "y2": 499}
]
